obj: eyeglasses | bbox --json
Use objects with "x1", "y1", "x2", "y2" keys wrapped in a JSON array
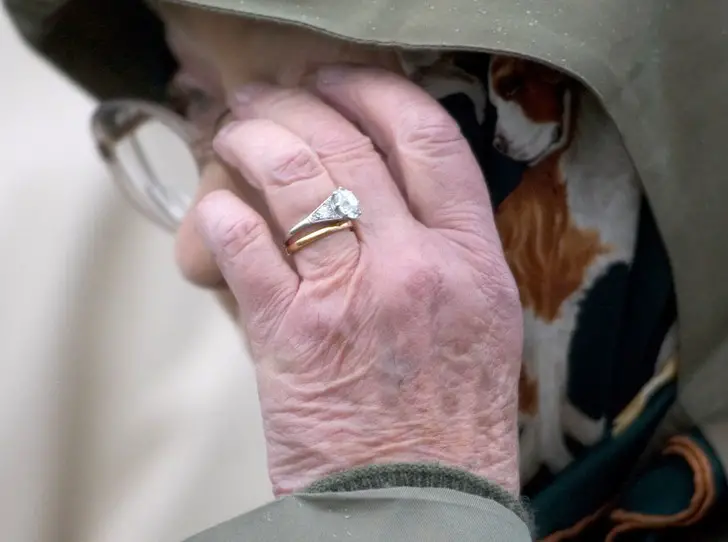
[{"x1": 90, "y1": 100, "x2": 202, "y2": 232}]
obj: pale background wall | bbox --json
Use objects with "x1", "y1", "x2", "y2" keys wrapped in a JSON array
[{"x1": 0, "y1": 8, "x2": 271, "y2": 542}]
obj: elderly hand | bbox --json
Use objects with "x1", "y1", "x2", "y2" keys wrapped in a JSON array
[{"x1": 194, "y1": 66, "x2": 523, "y2": 496}]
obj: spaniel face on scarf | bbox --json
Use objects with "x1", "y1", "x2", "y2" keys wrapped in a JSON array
[
  {"x1": 489, "y1": 55, "x2": 641, "y2": 478},
  {"x1": 488, "y1": 56, "x2": 572, "y2": 164}
]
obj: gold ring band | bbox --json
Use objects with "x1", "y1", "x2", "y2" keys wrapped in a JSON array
[{"x1": 284, "y1": 220, "x2": 354, "y2": 255}]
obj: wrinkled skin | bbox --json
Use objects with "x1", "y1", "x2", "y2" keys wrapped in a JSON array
[
  {"x1": 195, "y1": 66, "x2": 524, "y2": 495},
  {"x1": 159, "y1": 6, "x2": 402, "y2": 297}
]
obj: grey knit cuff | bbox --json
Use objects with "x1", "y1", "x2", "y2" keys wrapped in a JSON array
[{"x1": 305, "y1": 462, "x2": 532, "y2": 529}]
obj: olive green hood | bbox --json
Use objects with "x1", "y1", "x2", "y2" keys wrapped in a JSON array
[{"x1": 6, "y1": 0, "x2": 728, "y2": 461}]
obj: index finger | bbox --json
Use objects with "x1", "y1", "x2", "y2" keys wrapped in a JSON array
[{"x1": 313, "y1": 66, "x2": 495, "y2": 237}]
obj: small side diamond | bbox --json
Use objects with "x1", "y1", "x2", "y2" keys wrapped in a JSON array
[
  {"x1": 333, "y1": 188, "x2": 361, "y2": 219},
  {"x1": 311, "y1": 203, "x2": 339, "y2": 222}
]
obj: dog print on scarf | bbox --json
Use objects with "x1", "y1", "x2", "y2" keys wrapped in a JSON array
[
  {"x1": 488, "y1": 56, "x2": 641, "y2": 479},
  {"x1": 399, "y1": 52, "x2": 681, "y2": 538},
  {"x1": 401, "y1": 52, "x2": 675, "y2": 486}
]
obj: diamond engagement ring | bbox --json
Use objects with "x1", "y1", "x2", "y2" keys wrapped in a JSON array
[{"x1": 287, "y1": 187, "x2": 362, "y2": 238}]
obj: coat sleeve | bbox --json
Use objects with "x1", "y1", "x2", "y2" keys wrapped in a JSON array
[{"x1": 184, "y1": 463, "x2": 533, "y2": 541}]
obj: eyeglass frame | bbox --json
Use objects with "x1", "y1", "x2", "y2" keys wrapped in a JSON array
[{"x1": 90, "y1": 99, "x2": 201, "y2": 232}]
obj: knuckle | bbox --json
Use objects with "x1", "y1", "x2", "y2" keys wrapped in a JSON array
[
  {"x1": 398, "y1": 103, "x2": 466, "y2": 156},
  {"x1": 314, "y1": 130, "x2": 377, "y2": 164},
  {"x1": 216, "y1": 216, "x2": 267, "y2": 263},
  {"x1": 268, "y1": 145, "x2": 326, "y2": 188}
]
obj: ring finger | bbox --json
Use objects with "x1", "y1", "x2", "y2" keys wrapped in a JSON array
[
  {"x1": 213, "y1": 118, "x2": 360, "y2": 280},
  {"x1": 228, "y1": 84, "x2": 411, "y2": 243}
]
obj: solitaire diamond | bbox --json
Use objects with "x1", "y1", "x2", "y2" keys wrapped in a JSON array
[{"x1": 333, "y1": 188, "x2": 362, "y2": 219}]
